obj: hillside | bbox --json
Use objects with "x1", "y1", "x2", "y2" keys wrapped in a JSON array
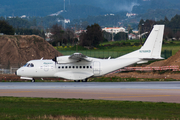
[
  {"x1": 1, "y1": 0, "x2": 180, "y2": 18},
  {"x1": 0, "y1": 35, "x2": 62, "y2": 68}
]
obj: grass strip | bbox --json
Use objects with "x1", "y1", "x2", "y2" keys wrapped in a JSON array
[{"x1": 0, "y1": 97, "x2": 180, "y2": 120}]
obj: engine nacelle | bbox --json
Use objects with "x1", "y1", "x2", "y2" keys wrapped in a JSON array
[{"x1": 53, "y1": 56, "x2": 77, "y2": 64}]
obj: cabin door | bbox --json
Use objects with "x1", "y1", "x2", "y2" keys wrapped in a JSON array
[{"x1": 93, "y1": 61, "x2": 100, "y2": 76}]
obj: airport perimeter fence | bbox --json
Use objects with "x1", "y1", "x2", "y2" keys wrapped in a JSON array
[
  {"x1": 0, "y1": 62, "x2": 26, "y2": 74},
  {"x1": 0, "y1": 67, "x2": 19, "y2": 74}
]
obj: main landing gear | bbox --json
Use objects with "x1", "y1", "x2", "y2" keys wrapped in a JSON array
[
  {"x1": 74, "y1": 78, "x2": 88, "y2": 82},
  {"x1": 31, "y1": 78, "x2": 35, "y2": 82}
]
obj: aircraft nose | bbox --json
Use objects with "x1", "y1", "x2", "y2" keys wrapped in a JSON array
[{"x1": 15, "y1": 69, "x2": 20, "y2": 76}]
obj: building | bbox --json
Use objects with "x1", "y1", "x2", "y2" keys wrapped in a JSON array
[
  {"x1": 102, "y1": 27, "x2": 126, "y2": 34},
  {"x1": 45, "y1": 32, "x2": 53, "y2": 41},
  {"x1": 128, "y1": 33, "x2": 137, "y2": 40},
  {"x1": 126, "y1": 13, "x2": 137, "y2": 18}
]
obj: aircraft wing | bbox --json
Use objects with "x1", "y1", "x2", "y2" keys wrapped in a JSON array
[
  {"x1": 54, "y1": 71, "x2": 93, "y2": 80},
  {"x1": 69, "y1": 53, "x2": 92, "y2": 62}
]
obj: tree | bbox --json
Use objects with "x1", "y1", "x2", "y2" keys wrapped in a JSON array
[
  {"x1": 80, "y1": 23, "x2": 103, "y2": 47},
  {"x1": 114, "y1": 32, "x2": 128, "y2": 41},
  {"x1": 138, "y1": 19, "x2": 156, "y2": 45},
  {"x1": 0, "y1": 20, "x2": 15, "y2": 35},
  {"x1": 175, "y1": 31, "x2": 180, "y2": 40},
  {"x1": 138, "y1": 19, "x2": 145, "y2": 33},
  {"x1": 128, "y1": 25, "x2": 133, "y2": 34},
  {"x1": 64, "y1": 28, "x2": 76, "y2": 46},
  {"x1": 15, "y1": 28, "x2": 45, "y2": 38},
  {"x1": 102, "y1": 31, "x2": 112, "y2": 41},
  {"x1": 50, "y1": 24, "x2": 64, "y2": 46},
  {"x1": 6, "y1": 17, "x2": 31, "y2": 28},
  {"x1": 164, "y1": 28, "x2": 173, "y2": 40}
]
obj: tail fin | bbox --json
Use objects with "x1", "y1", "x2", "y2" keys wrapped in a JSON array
[
  {"x1": 139, "y1": 25, "x2": 164, "y2": 59},
  {"x1": 117, "y1": 25, "x2": 165, "y2": 60}
]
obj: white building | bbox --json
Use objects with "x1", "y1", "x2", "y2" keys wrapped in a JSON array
[
  {"x1": 126, "y1": 13, "x2": 137, "y2": 18},
  {"x1": 128, "y1": 33, "x2": 137, "y2": 40},
  {"x1": 102, "y1": 27, "x2": 126, "y2": 34},
  {"x1": 45, "y1": 32, "x2": 53, "y2": 41}
]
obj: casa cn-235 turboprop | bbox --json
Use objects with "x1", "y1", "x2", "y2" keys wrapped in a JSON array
[{"x1": 16, "y1": 25, "x2": 165, "y2": 82}]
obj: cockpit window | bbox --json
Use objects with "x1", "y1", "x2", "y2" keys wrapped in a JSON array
[
  {"x1": 27, "y1": 64, "x2": 30, "y2": 67},
  {"x1": 26, "y1": 63, "x2": 34, "y2": 67},
  {"x1": 30, "y1": 63, "x2": 34, "y2": 67},
  {"x1": 23, "y1": 63, "x2": 28, "y2": 67}
]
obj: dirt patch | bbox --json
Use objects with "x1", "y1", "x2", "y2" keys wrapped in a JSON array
[
  {"x1": 106, "y1": 71, "x2": 180, "y2": 80},
  {"x1": 147, "y1": 49, "x2": 180, "y2": 67},
  {"x1": 0, "y1": 35, "x2": 62, "y2": 68}
]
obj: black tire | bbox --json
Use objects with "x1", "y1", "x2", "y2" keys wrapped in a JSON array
[{"x1": 32, "y1": 78, "x2": 35, "y2": 82}]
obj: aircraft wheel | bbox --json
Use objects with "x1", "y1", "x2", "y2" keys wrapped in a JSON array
[{"x1": 32, "y1": 78, "x2": 35, "y2": 82}]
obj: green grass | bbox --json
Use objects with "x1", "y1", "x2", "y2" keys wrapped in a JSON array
[
  {"x1": 0, "y1": 97, "x2": 180, "y2": 120},
  {"x1": 162, "y1": 43, "x2": 180, "y2": 55}
]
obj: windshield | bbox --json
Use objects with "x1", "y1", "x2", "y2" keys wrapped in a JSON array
[
  {"x1": 24, "y1": 63, "x2": 34, "y2": 67},
  {"x1": 23, "y1": 63, "x2": 28, "y2": 67}
]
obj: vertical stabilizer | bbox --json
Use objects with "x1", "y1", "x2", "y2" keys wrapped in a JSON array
[
  {"x1": 117, "y1": 25, "x2": 165, "y2": 59},
  {"x1": 139, "y1": 25, "x2": 164, "y2": 59}
]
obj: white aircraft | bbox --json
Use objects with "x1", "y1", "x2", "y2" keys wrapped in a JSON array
[{"x1": 16, "y1": 25, "x2": 165, "y2": 82}]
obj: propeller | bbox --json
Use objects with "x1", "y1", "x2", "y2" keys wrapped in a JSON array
[
  {"x1": 52, "y1": 56, "x2": 57, "y2": 63},
  {"x1": 52, "y1": 51, "x2": 58, "y2": 68}
]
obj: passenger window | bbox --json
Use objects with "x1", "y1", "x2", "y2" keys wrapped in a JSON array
[
  {"x1": 62, "y1": 66, "x2": 64, "y2": 69},
  {"x1": 90, "y1": 66, "x2": 92, "y2": 69},
  {"x1": 83, "y1": 66, "x2": 85, "y2": 68},
  {"x1": 87, "y1": 66, "x2": 89, "y2": 69},
  {"x1": 76, "y1": 66, "x2": 78, "y2": 69},
  {"x1": 65, "y1": 66, "x2": 68, "y2": 69},
  {"x1": 80, "y1": 66, "x2": 82, "y2": 69},
  {"x1": 69, "y1": 66, "x2": 71, "y2": 68},
  {"x1": 72, "y1": 66, "x2": 75, "y2": 69},
  {"x1": 58, "y1": 66, "x2": 60, "y2": 69}
]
